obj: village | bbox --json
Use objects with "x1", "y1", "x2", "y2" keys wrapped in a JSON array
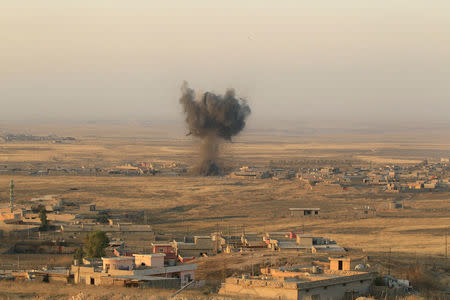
[
  {"x1": 1, "y1": 169, "x2": 448, "y2": 299},
  {"x1": 1, "y1": 156, "x2": 449, "y2": 194}
]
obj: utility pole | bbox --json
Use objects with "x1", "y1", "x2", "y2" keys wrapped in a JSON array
[
  {"x1": 251, "y1": 252, "x2": 254, "y2": 276},
  {"x1": 387, "y1": 248, "x2": 391, "y2": 276},
  {"x1": 445, "y1": 231, "x2": 448, "y2": 259},
  {"x1": 10, "y1": 179, "x2": 14, "y2": 213}
]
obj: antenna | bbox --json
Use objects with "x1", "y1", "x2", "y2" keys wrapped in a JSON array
[{"x1": 10, "y1": 179, "x2": 14, "y2": 213}]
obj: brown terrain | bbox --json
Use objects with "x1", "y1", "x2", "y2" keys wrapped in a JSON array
[{"x1": 0, "y1": 122, "x2": 449, "y2": 299}]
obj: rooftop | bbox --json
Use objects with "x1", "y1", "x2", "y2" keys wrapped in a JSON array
[
  {"x1": 133, "y1": 253, "x2": 165, "y2": 257},
  {"x1": 226, "y1": 270, "x2": 373, "y2": 290},
  {"x1": 102, "y1": 256, "x2": 134, "y2": 261}
]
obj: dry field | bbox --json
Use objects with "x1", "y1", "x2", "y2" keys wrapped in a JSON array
[{"x1": 1, "y1": 175, "x2": 448, "y2": 257}]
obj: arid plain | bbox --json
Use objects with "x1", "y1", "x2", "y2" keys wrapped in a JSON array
[{"x1": 0, "y1": 122, "x2": 449, "y2": 298}]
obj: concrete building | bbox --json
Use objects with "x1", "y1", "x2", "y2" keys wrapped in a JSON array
[
  {"x1": 152, "y1": 243, "x2": 177, "y2": 263},
  {"x1": 133, "y1": 254, "x2": 165, "y2": 268},
  {"x1": 329, "y1": 257, "x2": 365, "y2": 271},
  {"x1": 34, "y1": 269, "x2": 73, "y2": 283},
  {"x1": 289, "y1": 208, "x2": 320, "y2": 217},
  {"x1": 29, "y1": 195, "x2": 64, "y2": 212},
  {"x1": 72, "y1": 256, "x2": 196, "y2": 288},
  {"x1": 60, "y1": 224, "x2": 154, "y2": 238},
  {"x1": 172, "y1": 236, "x2": 215, "y2": 257},
  {"x1": 219, "y1": 266, "x2": 373, "y2": 300},
  {"x1": 0, "y1": 206, "x2": 23, "y2": 223},
  {"x1": 102, "y1": 256, "x2": 134, "y2": 272},
  {"x1": 265, "y1": 232, "x2": 343, "y2": 254},
  {"x1": 296, "y1": 234, "x2": 314, "y2": 247}
]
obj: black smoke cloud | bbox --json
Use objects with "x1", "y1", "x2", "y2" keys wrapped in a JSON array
[{"x1": 179, "y1": 82, "x2": 251, "y2": 175}]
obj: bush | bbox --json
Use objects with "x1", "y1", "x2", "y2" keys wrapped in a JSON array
[{"x1": 406, "y1": 265, "x2": 443, "y2": 291}]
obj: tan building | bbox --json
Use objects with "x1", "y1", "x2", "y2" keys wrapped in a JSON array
[
  {"x1": 72, "y1": 256, "x2": 197, "y2": 288},
  {"x1": 172, "y1": 236, "x2": 215, "y2": 257},
  {"x1": 102, "y1": 257, "x2": 134, "y2": 272},
  {"x1": 296, "y1": 234, "x2": 313, "y2": 247},
  {"x1": 133, "y1": 254, "x2": 165, "y2": 268},
  {"x1": 29, "y1": 195, "x2": 64, "y2": 211},
  {"x1": 329, "y1": 257, "x2": 364, "y2": 271},
  {"x1": 0, "y1": 204, "x2": 24, "y2": 223},
  {"x1": 289, "y1": 208, "x2": 320, "y2": 217},
  {"x1": 60, "y1": 224, "x2": 155, "y2": 239},
  {"x1": 219, "y1": 267, "x2": 373, "y2": 300}
]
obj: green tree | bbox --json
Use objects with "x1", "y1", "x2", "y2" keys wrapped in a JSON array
[
  {"x1": 84, "y1": 230, "x2": 109, "y2": 258},
  {"x1": 39, "y1": 207, "x2": 48, "y2": 230},
  {"x1": 74, "y1": 246, "x2": 85, "y2": 264}
]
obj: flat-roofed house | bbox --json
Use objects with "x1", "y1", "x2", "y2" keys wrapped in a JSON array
[
  {"x1": 172, "y1": 236, "x2": 215, "y2": 257},
  {"x1": 289, "y1": 208, "x2": 320, "y2": 217},
  {"x1": 133, "y1": 254, "x2": 165, "y2": 268},
  {"x1": 219, "y1": 263, "x2": 373, "y2": 300}
]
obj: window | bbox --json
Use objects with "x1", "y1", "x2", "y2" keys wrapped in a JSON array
[
  {"x1": 90, "y1": 278, "x2": 95, "y2": 285},
  {"x1": 338, "y1": 260, "x2": 343, "y2": 270}
]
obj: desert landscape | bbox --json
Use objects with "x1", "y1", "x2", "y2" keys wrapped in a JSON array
[{"x1": 0, "y1": 122, "x2": 449, "y2": 299}]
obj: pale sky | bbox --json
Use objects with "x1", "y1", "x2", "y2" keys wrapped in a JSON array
[{"x1": 1, "y1": 1, "x2": 449, "y2": 125}]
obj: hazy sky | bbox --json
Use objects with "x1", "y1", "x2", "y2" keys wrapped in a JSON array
[{"x1": 1, "y1": 1, "x2": 449, "y2": 125}]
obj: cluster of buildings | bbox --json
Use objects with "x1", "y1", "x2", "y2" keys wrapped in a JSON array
[
  {"x1": 294, "y1": 159, "x2": 449, "y2": 193},
  {"x1": 0, "y1": 160, "x2": 189, "y2": 177},
  {"x1": 1, "y1": 252, "x2": 197, "y2": 290},
  {"x1": 363, "y1": 161, "x2": 449, "y2": 192},
  {"x1": 230, "y1": 159, "x2": 449, "y2": 194},
  {"x1": 71, "y1": 252, "x2": 197, "y2": 289},
  {"x1": 231, "y1": 166, "x2": 300, "y2": 180},
  {"x1": 0, "y1": 133, "x2": 76, "y2": 143},
  {"x1": 108, "y1": 161, "x2": 188, "y2": 176}
]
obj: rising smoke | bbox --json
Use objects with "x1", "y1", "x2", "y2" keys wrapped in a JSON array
[{"x1": 179, "y1": 82, "x2": 251, "y2": 175}]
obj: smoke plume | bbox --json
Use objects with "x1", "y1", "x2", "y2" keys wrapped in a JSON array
[{"x1": 179, "y1": 82, "x2": 251, "y2": 175}]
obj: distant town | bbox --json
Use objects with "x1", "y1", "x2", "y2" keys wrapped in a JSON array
[{"x1": 1, "y1": 155, "x2": 449, "y2": 299}]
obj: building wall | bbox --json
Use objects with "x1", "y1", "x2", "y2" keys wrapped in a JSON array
[
  {"x1": 298, "y1": 279, "x2": 371, "y2": 300},
  {"x1": 134, "y1": 254, "x2": 164, "y2": 268},
  {"x1": 290, "y1": 210, "x2": 319, "y2": 217},
  {"x1": 174, "y1": 240, "x2": 215, "y2": 257},
  {"x1": 71, "y1": 265, "x2": 95, "y2": 284},
  {"x1": 103, "y1": 257, "x2": 134, "y2": 272},
  {"x1": 133, "y1": 278, "x2": 180, "y2": 289},
  {"x1": 219, "y1": 279, "x2": 298, "y2": 300},
  {"x1": 219, "y1": 277, "x2": 372, "y2": 300},
  {"x1": 153, "y1": 245, "x2": 176, "y2": 259},
  {"x1": 179, "y1": 270, "x2": 195, "y2": 286},
  {"x1": 330, "y1": 259, "x2": 351, "y2": 271},
  {"x1": 265, "y1": 268, "x2": 309, "y2": 279},
  {"x1": 297, "y1": 236, "x2": 313, "y2": 247}
]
